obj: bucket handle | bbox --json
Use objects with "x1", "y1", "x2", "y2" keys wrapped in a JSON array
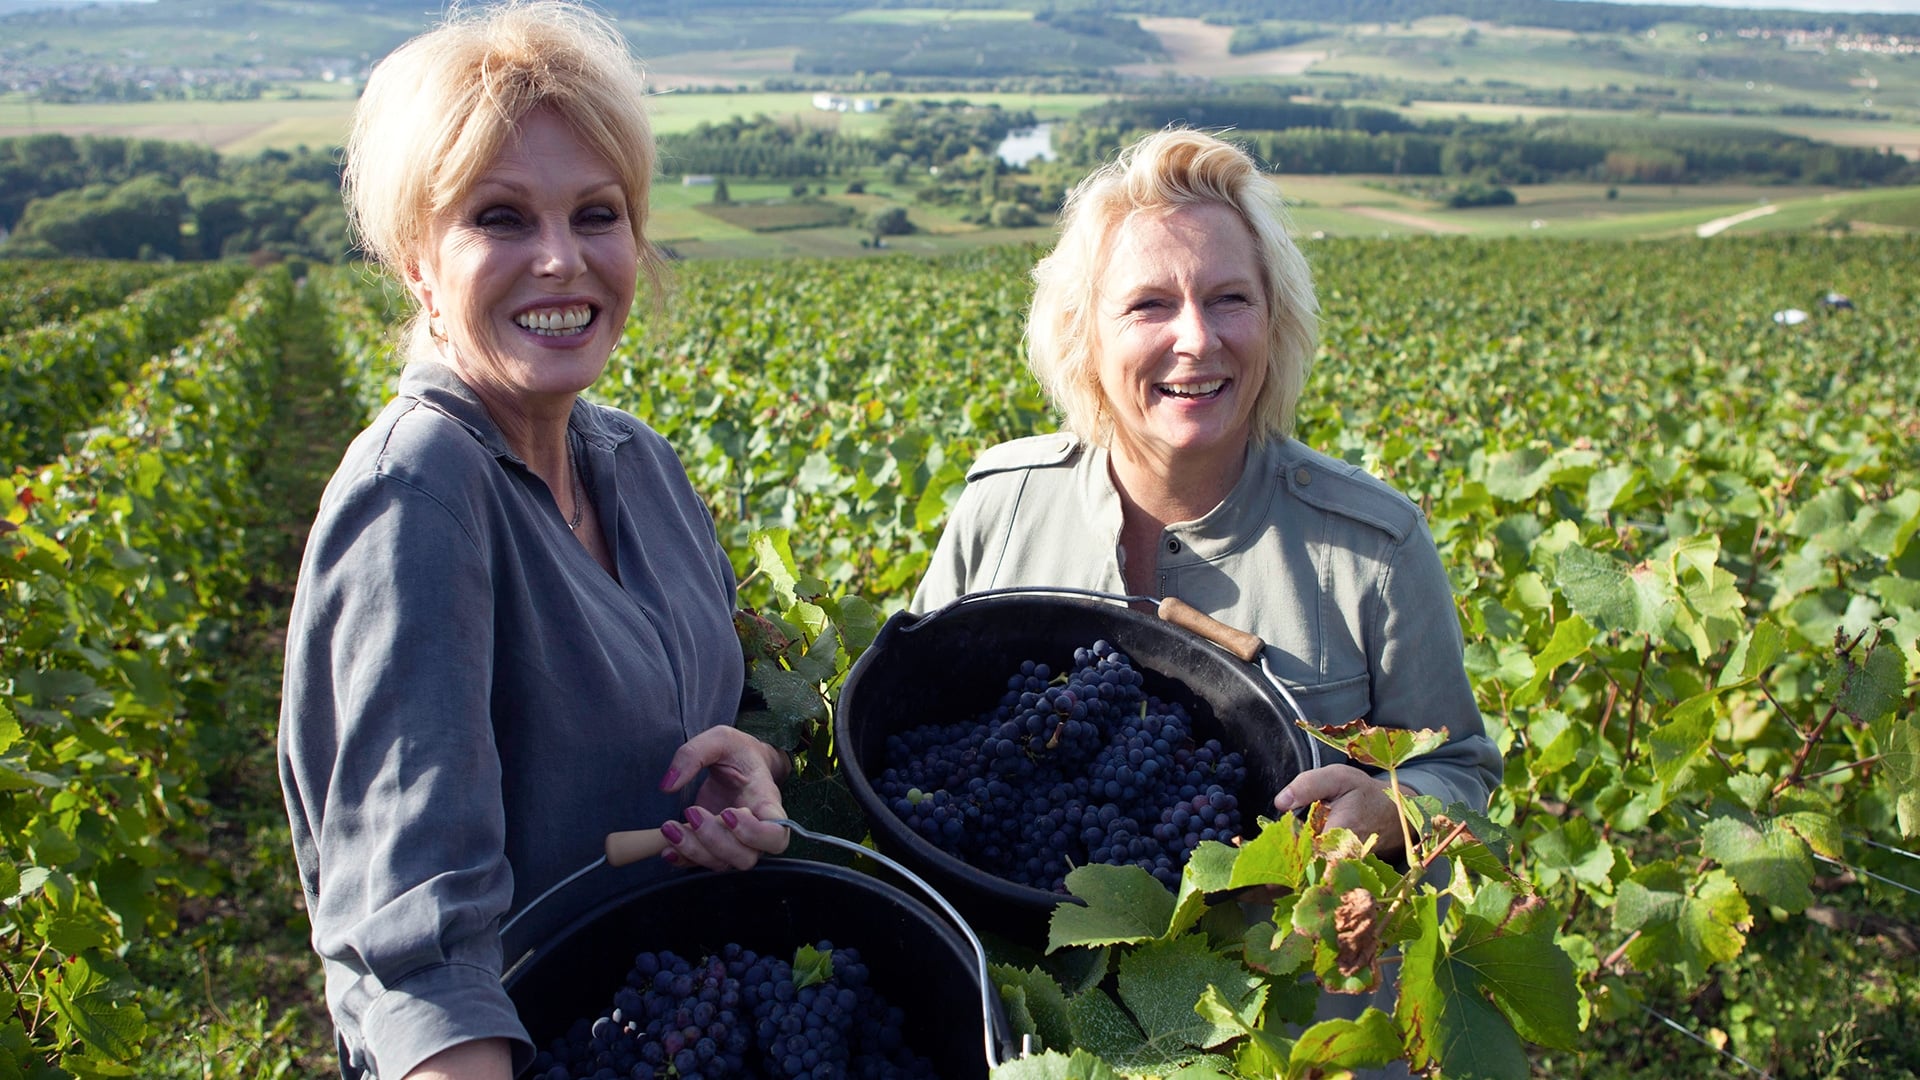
[
  {"x1": 911, "y1": 586, "x2": 1324, "y2": 772},
  {"x1": 914, "y1": 585, "x2": 1263, "y2": 662}
]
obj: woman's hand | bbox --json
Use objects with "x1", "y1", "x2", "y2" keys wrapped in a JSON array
[
  {"x1": 1272, "y1": 765, "x2": 1414, "y2": 859},
  {"x1": 656, "y1": 727, "x2": 791, "y2": 870}
]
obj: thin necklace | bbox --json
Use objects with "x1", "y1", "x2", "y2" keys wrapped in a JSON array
[{"x1": 565, "y1": 437, "x2": 585, "y2": 532}]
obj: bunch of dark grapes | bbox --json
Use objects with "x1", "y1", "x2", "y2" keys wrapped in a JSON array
[
  {"x1": 528, "y1": 941, "x2": 936, "y2": 1080},
  {"x1": 876, "y1": 639, "x2": 1248, "y2": 892}
]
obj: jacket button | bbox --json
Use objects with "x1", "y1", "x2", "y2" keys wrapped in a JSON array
[
  {"x1": 1294, "y1": 467, "x2": 1312, "y2": 486},
  {"x1": 1166, "y1": 538, "x2": 1181, "y2": 553}
]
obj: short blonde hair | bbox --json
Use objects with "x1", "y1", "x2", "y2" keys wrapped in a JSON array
[
  {"x1": 1027, "y1": 128, "x2": 1318, "y2": 446},
  {"x1": 343, "y1": 0, "x2": 662, "y2": 358}
]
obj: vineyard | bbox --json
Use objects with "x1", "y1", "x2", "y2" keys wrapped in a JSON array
[{"x1": 3, "y1": 236, "x2": 1917, "y2": 1078}]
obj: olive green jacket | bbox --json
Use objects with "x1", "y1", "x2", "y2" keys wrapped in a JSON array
[{"x1": 912, "y1": 433, "x2": 1501, "y2": 814}]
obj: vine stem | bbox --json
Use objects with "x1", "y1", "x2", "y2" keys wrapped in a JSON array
[
  {"x1": 1776, "y1": 748, "x2": 1878, "y2": 795},
  {"x1": 1776, "y1": 700, "x2": 1846, "y2": 795},
  {"x1": 1599, "y1": 929, "x2": 1642, "y2": 975},
  {"x1": 1624, "y1": 636, "x2": 1653, "y2": 761},
  {"x1": 1389, "y1": 767, "x2": 1420, "y2": 869},
  {"x1": 0, "y1": 953, "x2": 37, "y2": 1037}
]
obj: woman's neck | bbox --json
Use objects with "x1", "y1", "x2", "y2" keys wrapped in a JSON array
[{"x1": 1106, "y1": 439, "x2": 1250, "y2": 530}]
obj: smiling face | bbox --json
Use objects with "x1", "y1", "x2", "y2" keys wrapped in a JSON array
[
  {"x1": 1091, "y1": 202, "x2": 1270, "y2": 479},
  {"x1": 407, "y1": 107, "x2": 637, "y2": 414}
]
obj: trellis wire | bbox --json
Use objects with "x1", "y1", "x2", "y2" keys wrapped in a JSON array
[{"x1": 1640, "y1": 1004, "x2": 1773, "y2": 1079}]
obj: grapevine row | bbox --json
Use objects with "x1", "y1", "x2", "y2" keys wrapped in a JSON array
[{"x1": 1, "y1": 266, "x2": 296, "y2": 1074}]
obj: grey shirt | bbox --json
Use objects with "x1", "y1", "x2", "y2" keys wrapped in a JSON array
[
  {"x1": 912, "y1": 433, "x2": 1500, "y2": 813},
  {"x1": 278, "y1": 361, "x2": 742, "y2": 1079}
]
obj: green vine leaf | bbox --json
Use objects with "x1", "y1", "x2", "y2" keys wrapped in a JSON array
[
  {"x1": 987, "y1": 1047, "x2": 1121, "y2": 1080},
  {"x1": 1298, "y1": 719, "x2": 1448, "y2": 771},
  {"x1": 1049, "y1": 864, "x2": 1175, "y2": 951},
  {"x1": 1116, "y1": 935, "x2": 1264, "y2": 1053},
  {"x1": 1228, "y1": 814, "x2": 1314, "y2": 891},
  {"x1": 1700, "y1": 815, "x2": 1815, "y2": 913},
  {"x1": 1553, "y1": 543, "x2": 1674, "y2": 638},
  {"x1": 992, "y1": 965, "x2": 1073, "y2": 1054},
  {"x1": 1291, "y1": 1007, "x2": 1404, "y2": 1075},
  {"x1": 1616, "y1": 866, "x2": 1751, "y2": 983},
  {"x1": 44, "y1": 957, "x2": 146, "y2": 1061}
]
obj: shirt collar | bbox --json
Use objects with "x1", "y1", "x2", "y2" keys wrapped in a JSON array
[
  {"x1": 1163, "y1": 437, "x2": 1289, "y2": 556},
  {"x1": 397, "y1": 360, "x2": 634, "y2": 463}
]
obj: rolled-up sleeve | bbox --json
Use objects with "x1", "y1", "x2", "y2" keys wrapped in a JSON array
[
  {"x1": 1368, "y1": 517, "x2": 1503, "y2": 813},
  {"x1": 279, "y1": 467, "x2": 529, "y2": 1079}
]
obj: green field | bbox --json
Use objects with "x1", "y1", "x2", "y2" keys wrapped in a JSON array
[{"x1": 5, "y1": 236, "x2": 1918, "y2": 1078}]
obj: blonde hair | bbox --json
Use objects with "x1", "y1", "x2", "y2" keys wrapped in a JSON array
[
  {"x1": 1027, "y1": 128, "x2": 1318, "y2": 446},
  {"x1": 342, "y1": 0, "x2": 662, "y2": 360}
]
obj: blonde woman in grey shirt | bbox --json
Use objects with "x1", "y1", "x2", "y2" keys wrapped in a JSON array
[
  {"x1": 278, "y1": 6, "x2": 789, "y2": 1078},
  {"x1": 912, "y1": 128, "x2": 1499, "y2": 1071}
]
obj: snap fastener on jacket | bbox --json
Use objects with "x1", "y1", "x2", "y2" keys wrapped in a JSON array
[
  {"x1": 1294, "y1": 467, "x2": 1312, "y2": 486},
  {"x1": 1166, "y1": 538, "x2": 1182, "y2": 553}
]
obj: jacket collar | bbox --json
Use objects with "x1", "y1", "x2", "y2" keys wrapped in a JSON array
[{"x1": 1159, "y1": 437, "x2": 1289, "y2": 557}]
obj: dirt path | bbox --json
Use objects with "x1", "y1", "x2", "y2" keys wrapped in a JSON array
[
  {"x1": 1345, "y1": 205, "x2": 1474, "y2": 235},
  {"x1": 1695, "y1": 204, "x2": 1780, "y2": 238}
]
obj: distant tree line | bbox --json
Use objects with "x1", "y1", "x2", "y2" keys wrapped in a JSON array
[
  {"x1": 0, "y1": 135, "x2": 348, "y2": 262},
  {"x1": 1056, "y1": 96, "x2": 1919, "y2": 187},
  {"x1": 657, "y1": 117, "x2": 878, "y2": 179}
]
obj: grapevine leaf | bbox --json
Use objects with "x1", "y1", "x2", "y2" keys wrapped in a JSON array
[
  {"x1": 1300, "y1": 719, "x2": 1448, "y2": 770},
  {"x1": 1243, "y1": 920, "x2": 1315, "y2": 978},
  {"x1": 1464, "y1": 642, "x2": 1533, "y2": 689},
  {"x1": 1527, "y1": 816, "x2": 1615, "y2": 890},
  {"x1": 1169, "y1": 841, "x2": 1237, "y2": 939},
  {"x1": 1854, "y1": 489, "x2": 1920, "y2": 560},
  {"x1": 1523, "y1": 709, "x2": 1582, "y2": 779},
  {"x1": 1446, "y1": 895, "x2": 1581, "y2": 1049},
  {"x1": 1194, "y1": 985, "x2": 1291, "y2": 1069},
  {"x1": 786, "y1": 622, "x2": 842, "y2": 687},
  {"x1": 825, "y1": 594, "x2": 881, "y2": 659},
  {"x1": 1397, "y1": 893, "x2": 1533, "y2": 1080},
  {"x1": 1648, "y1": 690, "x2": 1720, "y2": 800},
  {"x1": 40, "y1": 913, "x2": 113, "y2": 956},
  {"x1": 1049, "y1": 864, "x2": 1174, "y2": 951},
  {"x1": 986, "y1": 1047, "x2": 1120, "y2": 1080},
  {"x1": 1584, "y1": 464, "x2": 1640, "y2": 514},
  {"x1": 1290, "y1": 1007, "x2": 1404, "y2": 1073},
  {"x1": 1553, "y1": 544, "x2": 1674, "y2": 638},
  {"x1": 0, "y1": 699, "x2": 19, "y2": 752},
  {"x1": 1835, "y1": 640, "x2": 1906, "y2": 726},
  {"x1": 745, "y1": 666, "x2": 827, "y2": 727},
  {"x1": 1483, "y1": 447, "x2": 1554, "y2": 501},
  {"x1": 1871, "y1": 712, "x2": 1920, "y2": 837},
  {"x1": 44, "y1": 956, "x2": 146, "y2": 1061},
  {"x1": 60, "y1": 1060, "x2": 137, "y2": 1079},
  {"x1": 0, "y1": 861, "x2": 15, "y2": 904},
  {"x1": 1617, "y1": 866, "x2": 1750, "y2": 982},
  {"x1": 1700, "y1": 815, "x2": 1815, "y2": 913},
  {"x1": 992, "y1": 964, "x2": 1073, "y2": 1054},
  {"x1": 1116, "y1": 935, "x2": 1262, "y2": 1052},
  {"x1": 1228, "y1": 814, "x2": 1313, "y2": 891},
  {"x1": 1064, "y1": 987, "x2": 1148, "y2": 1067},
  {"x1": 0, "y1": 760, "x2": 62, "y2": 792},
  {"x1": 1719, "y1": 620, "x2": 1786, "y2": 689},
  {"x1": 1514, "y1": 615, "x2": 1594, "y2": 707},
  {"x1": 791, "y1": 944, "x2": 832, "y2": 989}
]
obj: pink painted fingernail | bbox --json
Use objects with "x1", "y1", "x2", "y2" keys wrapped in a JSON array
[
  {"x1": 661, "y1": 821, "x2": 684, "y2": 844},
  {"x1": 659, "y1": 766, "x2": 680, "y2": 790},
  {"x1": 686, "y1": 806, "x2": 705, "y2": 828},
  {"x1": 722, "y1": 809, "x2": 740, "y2": 829},
  {"x1": 662, "y1": 849, "x2": 679, "y2": 864}
]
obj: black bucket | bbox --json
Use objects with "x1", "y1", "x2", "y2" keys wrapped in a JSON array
[
  {"x1": 504, "y1": 860, "x2": 1001, "y2": 1077},
  {"x1": 834, "y1": 590, "x2": 1310, "y2": 947}
]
